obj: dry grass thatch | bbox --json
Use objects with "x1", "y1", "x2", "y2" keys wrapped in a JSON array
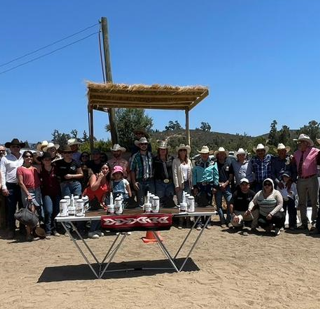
[{"x1": 87, "y1": 82, "x2": 209, "y2": 111}]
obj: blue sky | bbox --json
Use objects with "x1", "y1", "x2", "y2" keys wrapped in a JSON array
[{"x1": 1, "y1": 0, "x2": 320, "y2": 144}]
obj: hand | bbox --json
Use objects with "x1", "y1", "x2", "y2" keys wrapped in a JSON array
[
  {"x1": 277, "y1": 182, "x2": 284, "y2": 190},
  {"x1": 134, "y1": 182, "x2": 140, "y2": 190},
  {"x1": 212, "y1": 188, "x2": 217, "y2": 194},
  {"x1": 175, "y1": 187, "x2": 181, "y2": 194},
  {"x1": 232, "y1": 214, "x2": 239, "y2": 224},
  {"x1": 27, "y1": 195, "x2": 33, "y2": 201},
  {"x1": 245, "y1": 209, "x2": 251, "y2": 216},
  {"x1": 64, "y1": 174, "x2": 72, "y2": 180},
  {"x1": 2, "y1": 188, "x2": 9, "y2": 196},
  {"x1": 266, "y1": 213, "x2": 273, "y2": 220}
]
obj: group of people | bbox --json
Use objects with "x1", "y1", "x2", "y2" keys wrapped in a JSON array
[{"x1": 1, "y1": 130, "x2": 320, "y2": 240}]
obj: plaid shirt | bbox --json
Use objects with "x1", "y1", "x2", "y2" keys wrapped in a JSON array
[
  {"x1": 130, "y1": 151, "x2": 153, "y2": 180},
  {"x1": 251, "y1": 154, "x2": 273, "y2": 183}
]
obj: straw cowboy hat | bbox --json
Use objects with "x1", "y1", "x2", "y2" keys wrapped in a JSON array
[
  {"x1": 294, "y1": 134, "x2": 314, "y2": 146},
  {"x1": 214, "y1": 147, "x2": 229, "y2": 157},
  {"x1": 5, "y1": 138, "x2": 25, "y2": 148},
  {"x1": 253, "y1": 143, "x2": 269, "y2": 153},
  {"x1": 67, "y1": 138, "x2": 82, "y2": 146},
  {"x1": 158, "y1": 141, "x2": 169, "y2": 149},
  {"x1": 134, "y1": 137, "x2": 149, "y2": 147},
  {"x1": 275, "y1": 143, "x2": 290, "y2": 153},
  {"x1": 197, "y1": 146, "x2": 212, "y2": 154},
  {"x1": 43, "y1": 142, "x2": 60, "y2": 152},
  {"x1": 36, "y1": 140, "x2": 48, "y2": 151},
  {"x1": 110, "y1": 144, "x2": 126, "y2": 152},
  {"x1": 176, "y1": 144, "x2": 191, "y2": 154},
  {"x1": 235, "y1": 148, "x2": 247, "y2": 156},
  {"x1": 133, "y1": 127, "x2": 149, "y2": 138},
  {"x1": 60, "y1": 145, "x2": 73, "y2": 153}
]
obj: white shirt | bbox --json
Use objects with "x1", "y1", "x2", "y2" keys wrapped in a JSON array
[{"x1": 1, "y1": 153, "x2": 23, "y2": 189}]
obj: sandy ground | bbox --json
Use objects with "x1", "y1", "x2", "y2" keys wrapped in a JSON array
[{"x1": 1, "y1": 219, "x2": 320, "y2": 309}]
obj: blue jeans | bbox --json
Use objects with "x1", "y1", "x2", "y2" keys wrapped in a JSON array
[
  {"x1": 21, "y1": 187, "x2": 44, "y2": 220},
  {"x1": 155, "y1": 180, "x2": 175, "y2": 205},
  {"x1": 5, "y1": 183, "x2": 23, "y2": 230},
  {"x1": 60, "y1": 181, "x2": 82, "y2": 198},
  {"x1": 137, "y1": 179, "x2": 155, "y2": 206},
  {"x1": 43, "y1": 195, "x2": 61, "y2": 234},
  {"x1": 215, "y1": 186, "x2": 232, "y2": 225}
]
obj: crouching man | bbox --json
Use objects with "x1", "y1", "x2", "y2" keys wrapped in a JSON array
[{"x1": 230, "y1": 178, "x2": 256, "y2": 235}]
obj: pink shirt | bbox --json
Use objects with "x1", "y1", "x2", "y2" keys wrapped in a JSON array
[
  {"x1": 294, "y1": 147, "x2": 320, "y2": 177},
  {"x1": 17, "y1": 166, "x2": 41, "y2": 189}
]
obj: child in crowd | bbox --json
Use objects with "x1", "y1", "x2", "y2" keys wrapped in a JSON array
[
  {"x1": 279, "y1": 171, "x2": 297, "y2": 230},
  {"x1": 111, "y1": 166, "x2": 132, "y2": 204}
]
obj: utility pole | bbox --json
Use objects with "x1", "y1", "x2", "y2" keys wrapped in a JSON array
[{"x1": 101, "y1": 17, "x2": 118, "y2": 144}]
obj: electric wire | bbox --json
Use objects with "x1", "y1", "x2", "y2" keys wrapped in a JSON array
[
  {"x1": 0, "y1": 22, "x2": 99, "y2": 68},
  {"x1": 0, "y1": 32, "x2": 98, "y2": 75}
]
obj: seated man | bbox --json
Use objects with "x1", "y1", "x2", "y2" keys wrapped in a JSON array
[{"x1": 230, "y1": 178, "x2": 256, "y2": 235}]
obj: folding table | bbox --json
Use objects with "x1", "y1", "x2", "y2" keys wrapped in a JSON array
[{"x1": 55, "y1": 207, "x2": 215, "y2": 279}]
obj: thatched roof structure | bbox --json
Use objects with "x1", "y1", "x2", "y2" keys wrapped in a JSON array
[{"x1": 87, "y1": 82, "x2": 209, "y2": 111}]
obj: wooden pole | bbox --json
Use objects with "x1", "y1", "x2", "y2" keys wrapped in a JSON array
[
  {"x1": 89, "y1": 106, "x2": 94, "y2": 150},
  {"x1": 185, "y1": 109, "x2": 190, "y2": 146},
  {"x1": 101, "y1": 17, "x2": 118, "y2": 144}
]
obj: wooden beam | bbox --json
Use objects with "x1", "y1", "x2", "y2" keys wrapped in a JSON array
[
  {"x1": 185, "y1": 109, "x2": 190, "y2": 146},
  {"x1": 188, "y1": 89, "x2": 209, "y2": 111}
]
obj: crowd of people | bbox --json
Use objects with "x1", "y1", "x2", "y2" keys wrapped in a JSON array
[{"x1": 1, "y1": 129, "x2": 320, "y2": 241}]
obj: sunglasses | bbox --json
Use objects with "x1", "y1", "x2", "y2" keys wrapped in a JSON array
[
  {"x1": 11, "y1": 145, "x2": 21, "y2": 148},
  {"x1": 81, "y1": 155, "x2": 89, "y2": 157},
  {"x1": 264, "y1": 183, "x2": 272, "y2": 187},
  {"x1": 140, "y1": 143, "x2": 148, "y2": 146},
  {"x1": 63, "y1": 151, "x2": 73, "y2": 154}
]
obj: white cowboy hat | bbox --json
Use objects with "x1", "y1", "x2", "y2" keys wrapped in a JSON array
[
  {"x1": 253, "y1": 144, "x2": 269, "y2": 153},
  {"x1": 197, "y1": 145, "x2": 212, "y2": 154},
  {"x1": 214, "y1": 147, "x2": 229, "y2": 157},
  {"x1": 134, "y1": 137, "x2": 149, "y2": 147},
  {"x1": 176, "y1": 144, "x2": 191, "y2": 154},
  {"x1": 36, "y1": 140, "x2": 48, "y2": 152},
  {"x1": 294, "y1": 134, "x2": 314, "y2": 146},
  {"x1": 275, "y1": 143, "x2": 290, "y2": 153},
  {"x1": 110, "y1": 144, "x2": 126, "y2": 152},
  {"x1": 67, "y1": 138, "x2": 82, "y2": 146},
  {"x1": 43, "y1": 142, "x2": 60, "y2": 152},
  {"x1": 235, "y1": 148, "x2": 247, "y2": 156}
]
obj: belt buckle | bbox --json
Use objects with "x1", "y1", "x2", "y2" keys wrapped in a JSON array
[{"x1": 163, "y1": 179, "x2": 169, "y2": 184}]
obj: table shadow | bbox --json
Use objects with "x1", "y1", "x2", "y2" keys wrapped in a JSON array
[{"x1": 38, "y1": 258, "x2": 200, "y2": 282}]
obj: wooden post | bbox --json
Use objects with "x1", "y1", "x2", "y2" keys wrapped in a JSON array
[
  {"x1": 101, "y1": 17, "x2": 118, "y2": 144},
  {"x1": 185, "y1": 109, "x2": 190, "y2": 146}
]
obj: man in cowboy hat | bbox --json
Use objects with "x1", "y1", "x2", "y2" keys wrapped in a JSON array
[
  {"x1": 87, "y1": 148, "x2": 106, "y2": 174},
  {"x1": 271, "y1": 143, "x2": 296, "y2": 190},
  {"x1": 192, "y1": 145, "x2": 218, "y2": 229},
  {"x1": 108, "y1": 144, "x2": 129, "y2": 179},
  {"x1": 212, "y1": 147, "x2": 234, "y2": 227},
  {"x1": 130, "y1": 137, "x2": 155, "y2": 206},
  {"x1": 0, "y1": 145, "x2": 7, "y2": 230},
  {"x1": 67, "y1": 138, "x2": 82, "y2": 165},
  {"x1": 293, "y1": 134, "x2": 320, "y2": 232},
  {"x1": 131, "y1": 127, "x2": 152, "y2": 155},
  {"x1": 251, "y1": 143, "x2": 273, "y2": 192},
  {"x1": 0, "y1": 138, "x2": 25, "y2": 239},
  {"x1": 232, "y1": 148, "x2": 255, "y2": 187}
]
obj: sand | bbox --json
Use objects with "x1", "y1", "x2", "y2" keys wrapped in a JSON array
[{"x1": 0, "y1": 221, "x2": 320, "y2": 309}]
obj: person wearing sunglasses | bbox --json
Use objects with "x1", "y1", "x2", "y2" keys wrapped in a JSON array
[
  {"x1": 17, "y1": 150, "x2": 43, "y2": 241},
  {"x1": 0, "y1": 138, "x2": 24, "y2": 239},
  {"x1": 246, "y1": 178, "x2": 285, "y2": 236}
]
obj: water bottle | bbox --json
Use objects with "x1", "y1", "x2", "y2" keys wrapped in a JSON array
[
  {"x1": 59, "y1": 199, "x2": 68, "y2": 216},
  {"x1": 152, "y1": 196, "x2": 160, "y2": 213},
  {"x1": 187, "y1": 196, "x2": 195, "y2": 212},
  {"x1": 68, "y1": 194, "x2": 76, "y2": 216},
  {"x1": 115, "y1": 197, "x2": 123, "y2": 215},
  {"x1": 76, "y1": 199, "x2": 84, "y2": 216}
]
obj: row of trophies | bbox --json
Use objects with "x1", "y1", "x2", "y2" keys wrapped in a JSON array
[
  {"x1": 59, "y1": 194, "x2": 89, "y2": 217},
  {"x1": 179, "y1": 191, "x2": 195, "y2": 213}
]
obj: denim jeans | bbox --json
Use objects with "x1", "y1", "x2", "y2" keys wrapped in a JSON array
[
  {"x1": 137, "y1": 179, "x2": 155, "y2": 206},
  {"x1": 215, "y1": 186, "x2": 232, "y2": 225},
  {"x1": 60, "y1": 181, "x2": 82, "y2": 198},
  {"x1": 155, "y1": 180, "x2": 174, "y2": 206},
  {"x1": 43, "y1": 195, "x2": 61, "y2": 234},
  {"x1": 5, "y1": 183, "x2": 23, "y2": 230}
]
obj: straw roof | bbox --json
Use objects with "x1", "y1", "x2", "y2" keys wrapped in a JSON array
[{"x1": 87, "y1": 82, "x2": 209, "y2": 111}]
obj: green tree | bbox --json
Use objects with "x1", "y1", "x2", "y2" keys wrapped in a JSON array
[
  {"x1": 278, "y1": 125, "x2": 291, "y2": 145},
  {"x1": 82, "y1": 130, "x2": 89, "y2": 143},
  {"x1": 268, "y1": 120, "x2": 278, "y2": 147},
  {"x1": 199, "y1": 122, "x2": 211, "y2": 132},
  {"x1": 298, "y1": 120, "x2": 320, "y2": 142},
  {"x1": 165, "y1": 120, "x2": 182, "y2": 131},
  {"x1": 70, "y1": 129, "x2": 78, "y2": 138},
  {"x1": 52, "y1": 129, "x2": 70, "y2": 147},
  {"x1": 106, "y1": 108, "x2": 153, "y2": 150}
]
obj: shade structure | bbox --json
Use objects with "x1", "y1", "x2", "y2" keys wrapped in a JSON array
[{"x1": 86, "y1": 82, "x2": 209, "y2": 147}]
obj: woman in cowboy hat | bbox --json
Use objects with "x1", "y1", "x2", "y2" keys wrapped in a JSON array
[
  {"x1": 172, "y1": 144, "x2": 192, "y2": 228},
  {"x1": 43, "y1": 142, "x2": 61, "y2": 162},
  {"x1": 153, "y1": 141, "x2": 175, "y2": 207}
]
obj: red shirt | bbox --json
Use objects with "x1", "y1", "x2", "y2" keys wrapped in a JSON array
[
  {"x1": 40, "y1": 166, "x2": 61, "y2": 196},
  {"x1": 17, "y1": 166, "x2": 40, "y2": 189}
]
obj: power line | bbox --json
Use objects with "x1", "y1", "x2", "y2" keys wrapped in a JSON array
[
  {"x1": 0, "y1": 22, "x2": 99, "y2": 68},
  {"x1": 0, "y1": 32, "x2": 99, "y2": 76}
]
